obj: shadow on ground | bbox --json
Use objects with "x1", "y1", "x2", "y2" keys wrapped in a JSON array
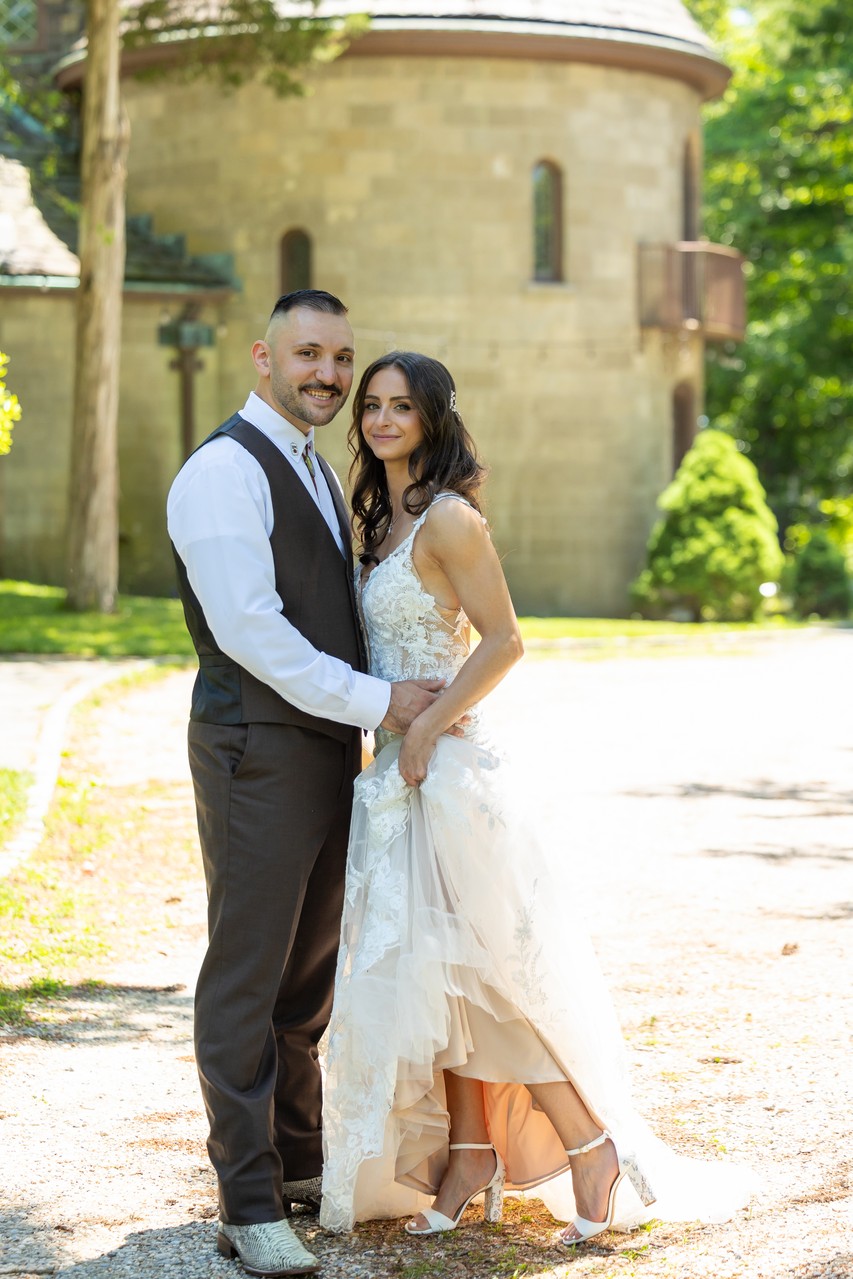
[
  {"x1": 0, "y1": 982, "x2": 193, "y2": 1043},
  {"x1": 701, "y1": 844, "x2": 852, "y2": 866},
  {"x1": 628, "y1": 778, "x2": 853, "y2": 812},
  {"x1": 0, "y1": 1206, "x2": 611, "y2": 1279}
]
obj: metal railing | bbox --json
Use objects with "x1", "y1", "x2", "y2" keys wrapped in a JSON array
[{"x1": 638, "y1": 241, "x2": 746, "y2": 342}]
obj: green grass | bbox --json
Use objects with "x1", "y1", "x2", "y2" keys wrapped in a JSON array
[
  {"x1": 0, "y1": 580, "x2": 193, "y2": 656},
  {"x1": 0, "y1": 847, "x2": 112, "y2": 980},
  {"x1": 0, "y1": 579, "x2": 813, "y2": 658},
  {"x1": 0, "y1": 767, "x2": 32, "y2": 842},
  {"x1": 0, "y1": 666, "x2": 203, "y2": 1024},
  {"x1": 0, "y1": 977, "x2": 106, "y2": 1028}
]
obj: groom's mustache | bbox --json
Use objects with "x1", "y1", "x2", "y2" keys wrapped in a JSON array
[{"x1": 302, "y1": 382, "x2": 344, "y2": 397}]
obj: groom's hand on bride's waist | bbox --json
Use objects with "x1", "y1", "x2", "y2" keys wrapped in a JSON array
[{"x1": 381, "y1": 679, "x2": 445, "y2": 734}]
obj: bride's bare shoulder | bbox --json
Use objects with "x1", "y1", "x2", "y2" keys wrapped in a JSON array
[
  {"x1": 416, "y1": 496, "x2": 492, "y2": 586},
  {"x1": 421, "y1": 494, "x2": 486, "y2": 542}
]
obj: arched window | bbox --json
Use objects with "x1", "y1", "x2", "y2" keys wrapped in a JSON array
[
  {"x1": 672, "y1": 382, "x2": 697, "y2": 473},
  {"x1": 532, "y1": 161, "x2": 563, "y2": 282},
  {"x1": 280, "y1": 229, "x2": 312, "y2": 294}
]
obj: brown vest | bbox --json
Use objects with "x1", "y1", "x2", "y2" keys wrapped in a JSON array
[{"x1": 172, "y1": 414, "x2": 366, "y2": 743}]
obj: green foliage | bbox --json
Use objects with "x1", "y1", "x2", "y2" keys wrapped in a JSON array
[
  {"x1": 0, "y1": 352, "x2": 22, "y2": 456},
  {"x1": 817, "y1": 496, "x2": 853, "y2": 567},
  {"x1": 696, "y1": 1, "x2": 853, "y2": 532},
  {"x1": 787, "y1": 496, "x2": 853, "y2": 566},
  {"x1": 0, "y1": 60, "x2": 70, "y2": 136},
  {"x1": 683, "y1": 0, "x2": 732, "y2": 43},
  {"x1": 632, "y1": 429, "x2": 784, "y2": 621},
  {"x1": 122, "y1": 0, "x2": 368, "y2": 96},
  {"x1": 786, "y1": 528, "x2": 852, "y2": 618}
]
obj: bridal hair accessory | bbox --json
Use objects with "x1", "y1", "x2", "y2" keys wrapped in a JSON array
[{"x1": 449, "y1": 390, "x2": 458, "y2": 414}]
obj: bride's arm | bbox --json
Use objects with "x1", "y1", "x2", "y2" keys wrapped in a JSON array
[{"x1": 398, "y1": 499, "x2": 523, "y2": 786}]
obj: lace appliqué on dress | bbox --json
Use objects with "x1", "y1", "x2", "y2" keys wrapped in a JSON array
[{"x1": 320, "y1": 494, "x2": 757, "y2": 1235}]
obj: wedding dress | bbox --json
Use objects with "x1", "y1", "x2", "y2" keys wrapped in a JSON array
[{"x1": 320, "y1": 493, "x2": 754, "y2": 1234}]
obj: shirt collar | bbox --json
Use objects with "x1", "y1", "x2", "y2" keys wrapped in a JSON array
[{"x1": 240, "y1": 391, "x2": 315, "y2": 459}]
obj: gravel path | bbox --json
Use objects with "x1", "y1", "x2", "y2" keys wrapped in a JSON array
[
  {"x1": 1, "y1": 632, "x2": 851, "y2": 1278},
  {"x1": 0, "y1": 657, "x2": 154, "y2": 876}
]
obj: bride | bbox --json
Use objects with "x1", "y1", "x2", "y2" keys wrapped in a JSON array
[{"x1": 320, "y1": 351, "x2": 753, "y2": 1245}]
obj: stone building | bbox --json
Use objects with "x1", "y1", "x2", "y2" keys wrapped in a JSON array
[{"x1": 0, "y1": 0, "x2": 744, "y2": 613}]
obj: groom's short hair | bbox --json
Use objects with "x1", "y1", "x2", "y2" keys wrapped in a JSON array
[{"x1": 269, "y1": 290, "x2": 348, "y2": 321}]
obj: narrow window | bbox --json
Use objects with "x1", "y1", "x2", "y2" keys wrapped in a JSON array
[
  {"x1": 532, "y1": 161, "x2": 563, "y2": 282},
  {"x1": 672, "y1": 382, "x2": 697, "y2": 473},
  {"x1": 280, "y1": 229, "x2": 312, "y2": 294}
]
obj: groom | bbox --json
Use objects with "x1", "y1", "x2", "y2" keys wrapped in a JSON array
[{"x1": 168, "y1": 290, "x2": 442, "y2": 1276}]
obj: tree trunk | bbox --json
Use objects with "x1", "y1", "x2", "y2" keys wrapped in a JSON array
[{"x1": 66, "y1": 0, "x2": 128, "y2": 613}]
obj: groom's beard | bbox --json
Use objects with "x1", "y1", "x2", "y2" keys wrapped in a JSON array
[{"x1": 271, "y1": 375, "x2": 347, "y2": 428}]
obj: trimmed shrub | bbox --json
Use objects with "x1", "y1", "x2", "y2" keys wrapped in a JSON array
[
  {"x1": 787, "y1": 529, "x2": 852, "y2": 618},
  {"x1": 632, "y1": 429, "x2": 783, "y2": 621}
]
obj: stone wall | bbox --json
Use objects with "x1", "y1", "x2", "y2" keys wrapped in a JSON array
[
  {"x1": 0, "y1": 292, "x2": 76, "y2": 586},
  {"x1": 115, "y1": 301, "x2": 224, "y2": 596},
  {"x1": 0, "y1": 294, "x2": 223, "y2": 595},
  {"x1": 121, "y1": 52, "x2": 704, "y2": 614},
  {"x1": 1, "y1": 47, "x2": 705, "y2": 613}
]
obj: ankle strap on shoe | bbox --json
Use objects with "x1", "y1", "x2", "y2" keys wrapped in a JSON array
[
  {"x1": 566, "y1": 1131, "x2": 608, "y2": 1157},
  {"x1": 449, "y1": 1142, "x2": 494, "y2": 1150}
]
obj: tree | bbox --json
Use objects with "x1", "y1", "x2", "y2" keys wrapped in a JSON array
[
  {"x1": 687, "y1": 1, "x2": 853, "y2": 536},
  {"x1": 787, "y1": 529, "x2": 851, "y2": 618},
  {"x1": 63, "y1": 0, "x2": 361, "y2": 611},
  {"x1": 0, "y1": 351, "x2": 22, "y2": 456},
  {"x1": 631, "y1": 429, "x2": 784, "y2": 621},
  {"x1": 66, "y1": 0, "x2": 126, "y2": 612},
  {"x1": 683, "y1": 0, "x2": 730, "y2": 43}
]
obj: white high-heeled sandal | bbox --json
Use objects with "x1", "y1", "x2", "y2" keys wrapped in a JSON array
[
  {"x1": 404, "y1": 1142, "x2": 506, "y2": 1235},
  {"x1": 560, "y1": 1129, "x2": 656, "y2": 1246}
]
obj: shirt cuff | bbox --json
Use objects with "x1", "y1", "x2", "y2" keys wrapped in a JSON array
[{"x1": 348, "y1": 673, "x2": 392, "y2": 731}]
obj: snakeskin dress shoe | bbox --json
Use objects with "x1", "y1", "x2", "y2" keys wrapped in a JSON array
[
  {"x1": 216, "y1": 1219, "x2": 319, "y2": 1276},
  {"x1": 281, "y1": 1176, "x2": 322, "y2": 1217}
]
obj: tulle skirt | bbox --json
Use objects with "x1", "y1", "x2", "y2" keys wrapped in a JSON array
[{"x1": 320, "y1": 731, "x2": 755, "y2": 1232}]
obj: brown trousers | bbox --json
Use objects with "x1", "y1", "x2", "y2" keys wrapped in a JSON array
[{"x1": 188, "y1": 719, "x2": 359, "y2": 1224}]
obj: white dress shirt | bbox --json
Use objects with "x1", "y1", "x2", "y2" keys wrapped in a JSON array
[{"x1": 167, "y1": 392, "x2": 391, "y2": 731}]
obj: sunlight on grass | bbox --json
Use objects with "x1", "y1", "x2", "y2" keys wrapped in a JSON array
[
  {"x1": 0, "y1": 976, "x2": 104, "y2": 1027},
  {"x1": 0, "y1": 580, "x2": 193, "y2": 657},
  {"x1": 0, "y1": 667, "x2": 203, "y2": 1022},
  {"x1": 0, "y1": 579, "x2": 814, "y2": 657},
  {"x1": 0, "y1": 767, "x2": 32, "y2": 843}
]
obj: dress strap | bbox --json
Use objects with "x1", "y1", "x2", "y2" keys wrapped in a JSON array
[
  {"x1": 431, "y1": 491, "x2": 474, "y2": 510},
  {"x1": 411, "y1": 491, "x2": 478, "y2": 534}
]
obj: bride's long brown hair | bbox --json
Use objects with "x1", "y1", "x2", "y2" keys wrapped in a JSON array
[{"x1": 348, "y1": 351, "x2": 487, "y2": 555}]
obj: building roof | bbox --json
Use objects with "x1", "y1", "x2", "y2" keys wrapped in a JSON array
[
  {"x1": 316, "y1": 0, "x2": 714, "y2": 53},
  {"x1": 0, "y1": 98, "x2": 236, "y2": 295},
  {"x1": 331, "y1": 0, "x2": 727, "y2": 97},
  {"x1": 55, "y1": 0, "x2": 728, "y2": 99}
]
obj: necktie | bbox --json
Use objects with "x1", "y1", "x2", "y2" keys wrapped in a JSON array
[{"x1": 302, "y1": 443, "x2": 318, "y2": 494}]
